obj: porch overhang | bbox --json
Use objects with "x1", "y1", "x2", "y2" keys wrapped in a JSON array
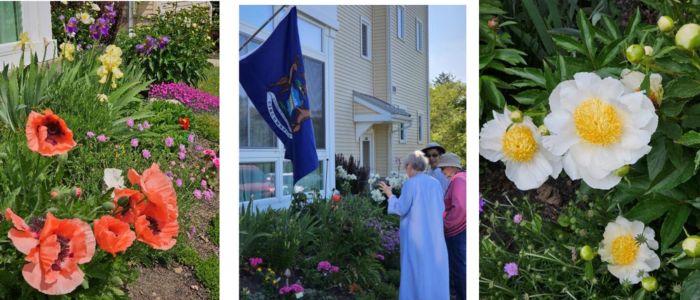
[{"x1": 353, "y1": 91, "x2": 411, "y2": 140}]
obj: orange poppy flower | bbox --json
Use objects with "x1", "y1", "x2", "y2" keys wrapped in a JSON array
[
  {"x1": 94, "y1": 215, "x2": 135, "y2": 257},
  {"x1": 128, "y1": 164, "x2": 179, "y2": 250},
  {"x1": 26, "y1": 110, "x2": 77, "y2": 156},
  {"x1": 6, "y1": 209, "x2": 95, "y2": 295},
  {"x1": 112, "y1": 188, "x2": 146, "y2": 224}
]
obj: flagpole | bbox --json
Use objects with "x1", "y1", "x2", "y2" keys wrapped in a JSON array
[
  {"x1": 324, "y1": 158, "x2": 329, "y2": 199},
  {"x1": 239, "y1": 5, "x2": 289, "y2": 51}
]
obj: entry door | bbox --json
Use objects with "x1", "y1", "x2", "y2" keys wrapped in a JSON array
[{"x1": 360, "y1": 133, "x2": 374, "y2": 173}]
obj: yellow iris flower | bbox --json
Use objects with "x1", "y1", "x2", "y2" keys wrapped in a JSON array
[
  {"x1": 59, "y1": 42, "x2": 75, "y2": 61},
  {"x1": 97, "y1": 45, "x2": 124, "y2": 88},
  {"x1": 13, "y1": 32, "x2": 33, "y2": 51}
]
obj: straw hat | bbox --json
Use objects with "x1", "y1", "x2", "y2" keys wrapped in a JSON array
[{"x1": 437, "y1": 153, "x2": 461, "y2": 169}]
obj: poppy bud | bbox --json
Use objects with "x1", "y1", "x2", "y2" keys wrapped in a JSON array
[
  {"x1": 509, "y1": 110, "x2": 523, "y2": 123},
  {"x1": 642, "y1": 276, "x2": 658, "y2": 292},
  {"x1": 117, "y1": 196, "x2": 130, "y2": 207},
  {"x1": 0, "y1": 152, "x2": 7, "y2": 159},
  {"x1": 111, "y1": 276, "x2": 124, "y2": 286},
  {"x1": 58, "y1": 153, "x2": 68, "y2": 164},
  {"x1": 71, "y1": 187, "x2": 81, "y2": 198},
  {"x1": 613, "y1": 165, "x2": 630, "y2": 177},
  {"x1": 580, "y1": 245, "x2": 595, "y2": 261},
  {"x1": 626, "y1": 45, "x2": 645, "y2": 63},
  {"x1": 102, "y1": 202, "x2": 116, "y2": 210},
  {"x1": 676, "y1": 24, "x2": 700, "y2": 51},
  {"x1": 538, "y1": 125, "x2": 549, "y2": 136},
  {"x1": 683, "y1": 235, "x2": 700, "y2": 257},
  {"x1": 332, "y1": 194, "x2": 342, "y2": 202},
  {"x1": 488, "y1": 18, "x2": 499, "y2": 29},
  {"x1": 658, "y1": 16, "x2": 674, "y2": 32}
]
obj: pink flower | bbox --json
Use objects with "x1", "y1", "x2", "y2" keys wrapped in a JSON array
[
  {"x1": 142, "y1": 149, "x2": 151, "y2": 159},
  {"x1": 178, "y1": 152, "x2": 186, "y2": 160},
  {"x1": 97, "y1": 135, "x2": 107, "y2": 142},
  {"x1": 213, "y1": 157, "x2": 220, "y2": 169},
  {"x1": 203, "y1": 190, "x2": 214, "y2": 201},
  {"x1": 131, "y1": 138, "x2": 139, "y2": 147},
  {"x1": 201, "y1": 180, "x2": 207, "y2": 187},
  {"x1": 144, "y1": 121, "x2": 150, "y2": 129},
  {"x1": 126, "y1": 118, "x2": 134, "y2": 127},
  {"x1": 203, "y1": 149, "x2": 216, "y2": 158},
  {"x1": 249, "y1": 257, "x2": 262, "y2": 267},
  {"x1": 190, "y1": 176, "x2": 195, "y2": 182},
  {"x1": 193, "y1": 189, "x2": 202, "y2": 199},
  {"x1": 291, "y1": 284, "x2": 304, "y2": 293},
  {"x1": 504, "y1": 262, "x2": 519, "y2": 278},
  {"x1": 165, "y1": 136, "x2": 174, "y2": 147},
  {"x1": 329, "y1": 266, "x2": 339, "y2": 273},
  {"x1": 138, "y1": 124, "x2": 144, "y2": 132},
  {"x1": 188, "y1": 134, "x2": 194, "y2": 143},
  {"x1": 87, "y1": 131, "x2": 95, "y2": 138},
  {"x1": 317, "y1": 261, "x2": 331, "y2": 271},
  {"x1": 196, "y1": 145, "x2": 203, "y2": 152},
  {"x1": 376, "y1": 254, "x2": 385, "y2": 260},
  {"x1": 171, "y1": 161, "x2": 176, "y2": 166},
  {"x1": 514, "y1": 214, "x2": 523, "y2": 224},
  {"x1": 176, "y1": 179, "x2": 182, "y2": 187},
  {"x1": 180, "y1": 144, "x2": 186, "y2": 152}
]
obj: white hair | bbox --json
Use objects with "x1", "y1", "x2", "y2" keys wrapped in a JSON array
[{"x1": 404, "y1": 150, "x2": 429, "y2": 172}]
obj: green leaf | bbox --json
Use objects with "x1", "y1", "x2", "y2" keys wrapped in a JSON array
[
  {"x1": 624, "y1": 8, "x2": 641, "y2": 38},
  {"x1": 650, "y1": 149, "x2": 696, "y2": 192},
  {"x1": 585, "y1": 261, "x2": 593, "y2": 280},
  {"x1": 479, "y1": 54, "x2": 494, "y2": 70},
  {"x1": 481, "y1": 77, "x2": 505, "y2": 108},
  {"x1": 522, "y1": 0, "x2": 555, "y2": 55},
  {"x1": 625, "y1": 198, "x2": 676, "y2": 224},
  {"x1": 673, "y1": 258, "x2": 700, "y2": 269},
  {"x1": 504, "y1": 68, "x2": 545, "y2": 87},
  {"x1": 633, "y1": 289, "x2": 645, "y2": 300},
  {"x1": 679, "y1": 131, "x2": 700, "y2": 146},
  {"x1": 665, "y1": 77, "x2": 700, "y2": 99},
  {"x1": 695, "y1": 150, "x2": 700, "y2": 173},
  {"x1": 661, "y1": 205, "x2": 692, "y2": 251},
  {"x1": 512, "y1": 89, "x2": 543, "y2": 105},
  {"x1": 551, "y1": 34, "x2": 587, "y2": 55},
  {"x1": 576, "y1": 10, "x2": 597, "y2": 64},
  {"x1": 682, "y1": 270, "x2": 700, "y2": 300},
  {"x1": 601, "y1": 14, "x2": 621, "y2": 40},
  {"x1": 494, "y1": 49, "x2": 527, "y2": 66},
  {"x1": 595, "y1": 37, "x2": 625, "y2": 68},
  {"x1": 647, "y1": 136, "x2": 667, "y2": 182},
  {"x1": 479, "y1": 3, "x2": 507, "y2": 15},
  {"x1": 658, "y1": 121, "x2": 683, "y2": 140}
]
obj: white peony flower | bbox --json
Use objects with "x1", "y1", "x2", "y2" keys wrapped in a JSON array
[
  {"x1": 598, "y1": 216, "x2": 660, "y2": 284},
  {"x1": 480, "y1": 108, "x2": 563, "y2": 190},
  {"x1": 371, "y1": 189, "x2": 385, "y2": 202},
  {"x1": 347, "y1": 174, "x2": 357, "y2": 180},
  {"x1": 620, "y1": 69, "x2": 663, "y2": 107},
  {"x1": 543, "y1": 73, "x2": 658, "y2": 189},
  {"x1": 104, "y1": 168, "x2": 125, "y2": 197},
  {"x1": 77, "y1": 12, "x2": 94, "y2": 25},
  {"x1": 91, "y1": 3, "x2": 100, "y2": 11}
]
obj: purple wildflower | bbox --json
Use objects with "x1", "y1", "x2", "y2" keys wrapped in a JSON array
[
  {"x1": 178, "y1": 152, "x2": 186, "y2": 160},
  {"x1": 176, "y1": 179, "x2": 183, "y2": 187},
  {"x1": 142, "y1": 149, "x2": 151, "y2": 159},
  {"x1": 514, "y1": 214, "x2": 523, "y2": 224},
  {"x1": 188, "y1": 134, "x2": 195, "y2": 143},
  {"x1": 131, "y1": 138, "x2": 139, "y2": 147},
  {"x1": 180, "y1": 144, "x2": 186, "y2": 152},
  {"x1": 144, "y1": 121, "x2": 150, "y2": 129},
  {"x1": 126, "y1": 118, "x2": 134, "y2": 127},
  {"x1": 59, "y1": 15, "x2": 65, "y2": 21},
  {"x1": 97, "y1": 135, "x2": 107, "y2": 142},
  {"x1": 479, "y1": 198, "x2": 485, "y2": 213},
  {"x1": 201, "y1": 180, "x2": 207, "y2": 188},
  {"x1": 376, "y1": 254, "x2": 385, "y2": 260},
  {"x1": 138, "y1": 124, "x2": 144, "y2": 132},
  {"x1": 193, "y1": 189, "x2": 202, "y2": 199},
  {"x1": 203, "y1": 190, "x2": 214, "y2": 201},
  {"x1": 86, "y1": 131, "x2": 95, "y2": 138},
  {"x1": 196, "y1": 145, "x2": 203, "y2": 152},
  {"x1": 504, "y1": 262, "x2": 519, "y2": 278},
  {"x1": 165, "y1": 137, "x2": 174, "y2": 147}
]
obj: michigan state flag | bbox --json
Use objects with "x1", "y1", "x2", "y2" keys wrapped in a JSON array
[{"x1": 239, "y1": 7, "x2": 319, "y2": 184}]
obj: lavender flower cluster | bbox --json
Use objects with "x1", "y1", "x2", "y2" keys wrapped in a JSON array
[
  {"x1": 148, "y1": 82, "x2": 219, "y2": 112},
  {"x1": 368, "y1": 218, "x2": 400, "y2": 255},
  {"x1": 136, "y1": 36, "x2": 170, "y2": 55}
]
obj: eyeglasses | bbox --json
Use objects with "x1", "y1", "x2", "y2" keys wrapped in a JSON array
[{"x1": 427, "y1": 154, "x2": 440, "y2": 158}]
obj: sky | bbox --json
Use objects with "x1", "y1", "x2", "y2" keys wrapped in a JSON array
[{"x1": 428, "y1": 5, "x2": 467, "y2": 84}]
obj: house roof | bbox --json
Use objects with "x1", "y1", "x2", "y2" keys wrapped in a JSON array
[{"x1": 352, "y1": 91, "x2": 411, "y2": 117}]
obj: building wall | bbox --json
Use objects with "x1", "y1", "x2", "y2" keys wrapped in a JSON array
[
  {"x1": 390, "y1": 5, "x2": 429, "y2": 163},
  {"x1": 374, "y1": 124, "x2": 389, "y2": 175},
  {"x1": 334, "y1": 5, "x2": 375, "y2": 162}
]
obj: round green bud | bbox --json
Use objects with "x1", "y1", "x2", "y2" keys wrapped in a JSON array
[
  {"x1": 580, "y1": 245, "x2": 595, "y2": 261},
  {"x1": 626, "y1": 45, "x2": 645, "y2": 63},
  {"x1": 510, "y1": 110, "x2": 523, "y2": 123},
  {"x1": 613, "y1": 165, "x2": 630, "y2": 177},
  {"x1": 658, "y1": 16, "x2": 674, "y2": 32},
  {"x1": 102, "y1": 201, "x2": 116, "y2": 211},
  {"x1": 117, "y1": 196, "x2": 130, "y2": 207},
  {"x1": 538, "y1": 124, "x2": 549, "y2": 136},
  {"x1": 676, "y1": 24, "x2": 700, "y2": 51},
  {"x1": 642, "y1": 276, "x2": 658, "y2": 292},
  {"x1": 111, "y1": 276, "x2": 124, "y2": 286},
  {"x1": 683, "y1": 235, "x2": 700, "y2": 257},
  {"x1": 57, "y1": 153, "x2": 68, "y2": 164}
]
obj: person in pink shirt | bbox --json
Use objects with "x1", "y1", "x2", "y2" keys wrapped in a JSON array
[{"x1": 438, "y1": 153, "x2": 466, "y2": 300}]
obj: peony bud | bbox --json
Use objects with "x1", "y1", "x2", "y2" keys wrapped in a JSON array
[
  {"x1": 580, "y1": 245, "x2": 595, "y2": 261},
  {"x1": 613, "y1": 165, "x2": 630, "y2": 177},
  {"x1": 538, "y1": 125, "x2": 549, "y2": 136},
  {"x1": 642, "y1": 276, "x2": 658, "y2": 292},
  {"x1": 102, "y1": 201, "x2": 116, "y2": 210},
  {"x1": 488, "y1": 18, "x2": 499, "y2": 29},
  {"x1": 683, "y1": 235, "x2": 700, "y2": 257},
  {"x1": 658, "y1": 16, "x2": 674, "y2": 33},
  {"x1": 676, "y1": 23, "x2": 700, "y2": 51},
  {"x1": 509, "y1": 109, "x2": 523, "y2": 123},
  {"x1": 626, "y1": 45, "x2": 645, "y2": 63},
  {"x1": 644, "y1": 46, "x2": 653, "y2": 56}
]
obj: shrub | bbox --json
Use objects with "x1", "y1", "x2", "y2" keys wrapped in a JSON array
[
  {"x1": 386, "y1": 269, "x2": 401, "y2": 287},
  {"x1": 335, "y1": 154, "x2": 369, "y2": 194},
  {"x1": 373, "y1": 282, "x2": 398, "y2": 300},
  {"x1": 199, "y1": 66, "x2": 220, "y2": 98},
  {"x1": 117, "y1": 2, "x2": 215, "y2": 86},
  {"x1": 50, "y1": 1, "x2": 126, "y2": 46},
  {"x1": 149, "y1": 82, "x2": 220, "y2": 113},
  {"x1": 209, "y1": 213, "x2": 220, "y2": 247},
  {"x1": 195, "y1": 255, "x2": 220, "y2": 300},
  {"x1": 175, "y1": 245, "x2": 202, "y2": 267}
]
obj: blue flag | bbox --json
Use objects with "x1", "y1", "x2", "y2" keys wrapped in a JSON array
[{"x1": 239, "y1": 7, "x2": 319, "y2": 184}]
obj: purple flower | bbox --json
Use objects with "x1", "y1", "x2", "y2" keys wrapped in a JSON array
[
  {"x1": 166, "y1": 171, "x2": 173, "y2": 178},
  {"x1": 291, "y1": 284, "x2": 304, "y2": 294},
  {"x1": 201, "y1": 180, "x2": 207, "y2": 187},
  {"x1": 126, "y1": 118, "x2": 134, "y2": 127},
  {"x1": 86, "y1": 131, "x2": 95, "y2": 138},
  {"x1": 147, "y1": 82, "x2": 220, "y2": 113},
  {"x1": 178, "y1": 152, "x2": 186, "y2": 160},
  {"x1": 180, "y1": 144, "x2": 186, "y2": 152},
  {"x1": 329, "y1": 266, "x2": 339, "y2": 273},
  {"x1": 158, "y1": 36, "x2": 170, "y2": 49},
  {"x1": 203, "y1": 190, "x2": 214, "y2": 201},
  {"x1": 479, "y1": 198, "x2": 485, "y2": 213},
  {"x1": 144, "y1": 121, "x2": 150, "y2": 129},
  {"x1": 188, "y1": 134, "x2": 195, "y2": 143},
  {"x1": 103, "y1": 3, "x2": 116, "y2": 24},
  {"x1": 97, "y1": 18, "x2": 109, "y2": 35},
  {"x1": 65, "y1": 17, "x2": 79, "y2": 34},
  {"x1": 142, "y1": 149, "x2": 151, "y2": 159},
  {"x1": 165, "y1": 136, "x2": 174, "y2": 147},
  {"x1": 376, "y1": 254, "x2": 385, "y2": 260},
  {"x1": 190, "y1": 176, "x2": 195, "y2": 182},
  {"x1": 196, "y1": 145, "x2": 203, "y2": 152},
  {"x1": 89, "y1": 24, "x2": 101, "y2": 40},
  {"x1": 514, "y1": 214, "x2": 523, "y2": 224},
  {"x1": 131, "y1": 138, "x2": 139, "y2": 147},
  {"x1": 176, "y1": 179, "x2": 183, "y2": 187},
  {"x1": 97, "y1": 135, "x2": 107, "y2": 142},
  {"x1": 193, "y1": 189, "x2": 202, "y2": 199},
  {"x1": 138, "y1": 124, "x2": 144, "y2": 132},
  {"x1": 59, "y1": 15, "x2": 65, "y2": 21},
  {"x1": 317, "y1": 261, "x2": 331, "y2": 271},
  {"x1": 504, "y1": 262, "x2": 519, "y2": 278}
]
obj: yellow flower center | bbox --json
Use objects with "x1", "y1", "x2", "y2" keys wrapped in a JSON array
[
  {"x1": 611, "y1": 235, "x2": 639, "y2": 265},
  {"x1": 573, "y1": 98, "x2": 623, "y2": 146},
  {"x1": 501, "y1": 124, "x2": 537, "y2": 163}
]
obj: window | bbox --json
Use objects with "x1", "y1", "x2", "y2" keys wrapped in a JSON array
[
  {"x1": 360, "y1": 16, "x2": 371, "y2": 60},
  {"x1": 283, "y1": 160, "x2": 324, "y2": 195},
  {"x1": 239, "y1": 162, "x2": 276, "y2": 202},
  {"x1": 304, "y1": 57, "x2": 326, "y2": 148},
  {"x1": 239, "y1": 5, "x2": 274, "y2": 33},
  {"x1": 299, "y1": 18, "x2": 323, "y2": 52},
  {"x1": 0, "y1": 2, "x2": 23, "y2": 45},
  {"x1": 239, "y1": 33, "x2": 277, "y2": 148},
  {"x1": 416, "y1": 17, "x2": 423, "y2": 52},
  {"x1": 400, "y1": 123, "x2": 406, "y2": 144},
  {"x1": 417, "y1": 114, "x2": 423, "y2": 143},
  {"x1": 397, "y1": 6, "x2": 405, "y2": 40}
]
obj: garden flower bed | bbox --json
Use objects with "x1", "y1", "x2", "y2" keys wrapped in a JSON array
[
  {"x1": 0, "y1": 2, "x2": 220, "y2": 299},
  {"x1": 480, "y1": 0, "x2": 700, "y2": 298}
]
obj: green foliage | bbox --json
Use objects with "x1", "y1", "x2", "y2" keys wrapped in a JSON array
[
  {"x1": 209, "y1": 213, "x2": 220, "y2": 247},
  {"x1": 175, "y1": 244, "x2": 202, "y2": 267},
  {"x1": 372, "y1": 282, "x2": 398, "y2": 300},
  {"x1": 430, "y1": 74, "x2": 466, "y2": 167},
  {"x1": 195, "y1": 255, "x2": 220, "y2": 300},
  {"x1": 195, "y1": 113, "x2": 220, "y2": 143},
  {"x1": 386, "y1": 269, "x2": 401, "y2": 287},
  {"x1": 117, "y1": 3, "x2": 216, "y2": 86},
  {"x1": 198, "y1": 66, "x2": 220, "y2": 98}
]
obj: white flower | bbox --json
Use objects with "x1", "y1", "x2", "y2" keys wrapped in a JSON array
[
  {"x1": 402, "y1": 174, "x2": 409, "y2": 181},
  {"x1": 480, "y1": 108, "x2": 562, "y2": 190},
  {"x1": 91, "y1": 3, "x2": 100, "y2": 11},
  {"x1": 104, "y1": 168, "x2": 125, "y2": 197},
  {"x1": 368, "y1": 177, "x2": 376, "y2": 185},
  {"x1": 391, "y1": 171, "x2": 398, "y2": 177},
  {"x1": 294, "y1": 186, "x2": 305, "y2": 193},
  {"x1": 387, "y1": 177, "x2": 398, "y2": 187},
  {"x1": 371, "y1": 189, "x2": 385, "y2": 202},
  {"x1": 77, "y1": 12, "x2": 94, "y2": 25},
  {"x1": 346, "y1": 174, "x2": 357, "y2": 180},
  {"x1": 598, "y1": 216, "x2": 660, "y2": 284},
  {"x1": 543, "y1": 73, "x2": 658, "y2": 189},
  {"x1": 620, "y1": 69, "x2": 663, "y2": 107}
]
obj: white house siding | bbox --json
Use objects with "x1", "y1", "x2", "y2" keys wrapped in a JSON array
[
  {"x1": 390, "y1": 5, "x2": 428, "y2": 163},
  {"x1": 334, "y1": 5, "x2": 375, "y2": 162},
  {"x1": 374, "y1": 124, "x2": 389, "y2": 175}
]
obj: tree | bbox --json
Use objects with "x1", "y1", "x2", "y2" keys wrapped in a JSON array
[
  {"x1": 433, "y1": 72, "x2": 456, "y2": 86},
  {"x1": 430, "y1": 77, "x2": 466, "y2": 167}
]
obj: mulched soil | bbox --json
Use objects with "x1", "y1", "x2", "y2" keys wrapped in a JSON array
[{"x1": 239, "y1": 269, "x2": 355, "y2": 300}]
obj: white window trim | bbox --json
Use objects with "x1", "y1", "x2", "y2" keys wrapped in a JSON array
[
  {"x1": 239, "y1": 9, "x2": 336, "y2": 210},
  {"x1": 0, "y1": 2, "x2": 55, "y2": 68},
  {"x1": 398, "y1": 105, "x2": 407, "y2": 144},
  {"x1": 415, "y1": 16, "x2": 423, "y2": 53},
  {"x1": 397, "y1": 6, "x2": 405, "y2": 41},
  {"x1": 417, "y1": 113, "x2": 423, "y2": 144},
  {"x1": 360, "y1": 15, "x2": 371, "y2": 61}
]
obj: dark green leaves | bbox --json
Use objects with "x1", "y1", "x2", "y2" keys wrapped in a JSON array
[
  {"x1": 682, "y1": 270, "x2": 700, "y2": 300},
  {"x1": 661, "y1": 205, "x2": 691, "y2": 251},
  {"x1": 625, "y1": 197, "x2": 677, "y2": 224},
  {"x1": 665, "y1": 77, "x2": 700, "y2": 99},
  {"x1": 678, "y1": 131, "x2": 700, "y2": 146},
  {"x1": 576, "y1": 10, "x2": 597, "y2": 67}
]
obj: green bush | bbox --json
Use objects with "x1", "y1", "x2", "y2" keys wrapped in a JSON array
[
  {"x1": 117, "y1": 3, "x2": 216, "y2": 86},
  {"x1": 176, "y1": 245, "x2": 202, "y2": 267},
  {"x1": 195, "y1": 255, "x2": 220, "y2": 300},
  {"x1": 373, "y1": 282, "x2": 398, "y2": 300},
  {"x1": 209, "y1": 213, "x2": 220, "y2": 247},
  {"x1": 386, "y1": 269, "x2": 401, "y2": 287},
  {"x1": 199, "y1": 66, "x2": 220, "y2": 98},
  {"x1": 195, "y1": 113, "x2": 220, "y2": 142}
]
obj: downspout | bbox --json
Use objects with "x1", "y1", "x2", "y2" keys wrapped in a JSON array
[
  {"x1": 426, "y1": 6, "x2": 430, "y2": 144},
  {"x1": 387, "y1": 5, "x2": 393, "y2": 175}
]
